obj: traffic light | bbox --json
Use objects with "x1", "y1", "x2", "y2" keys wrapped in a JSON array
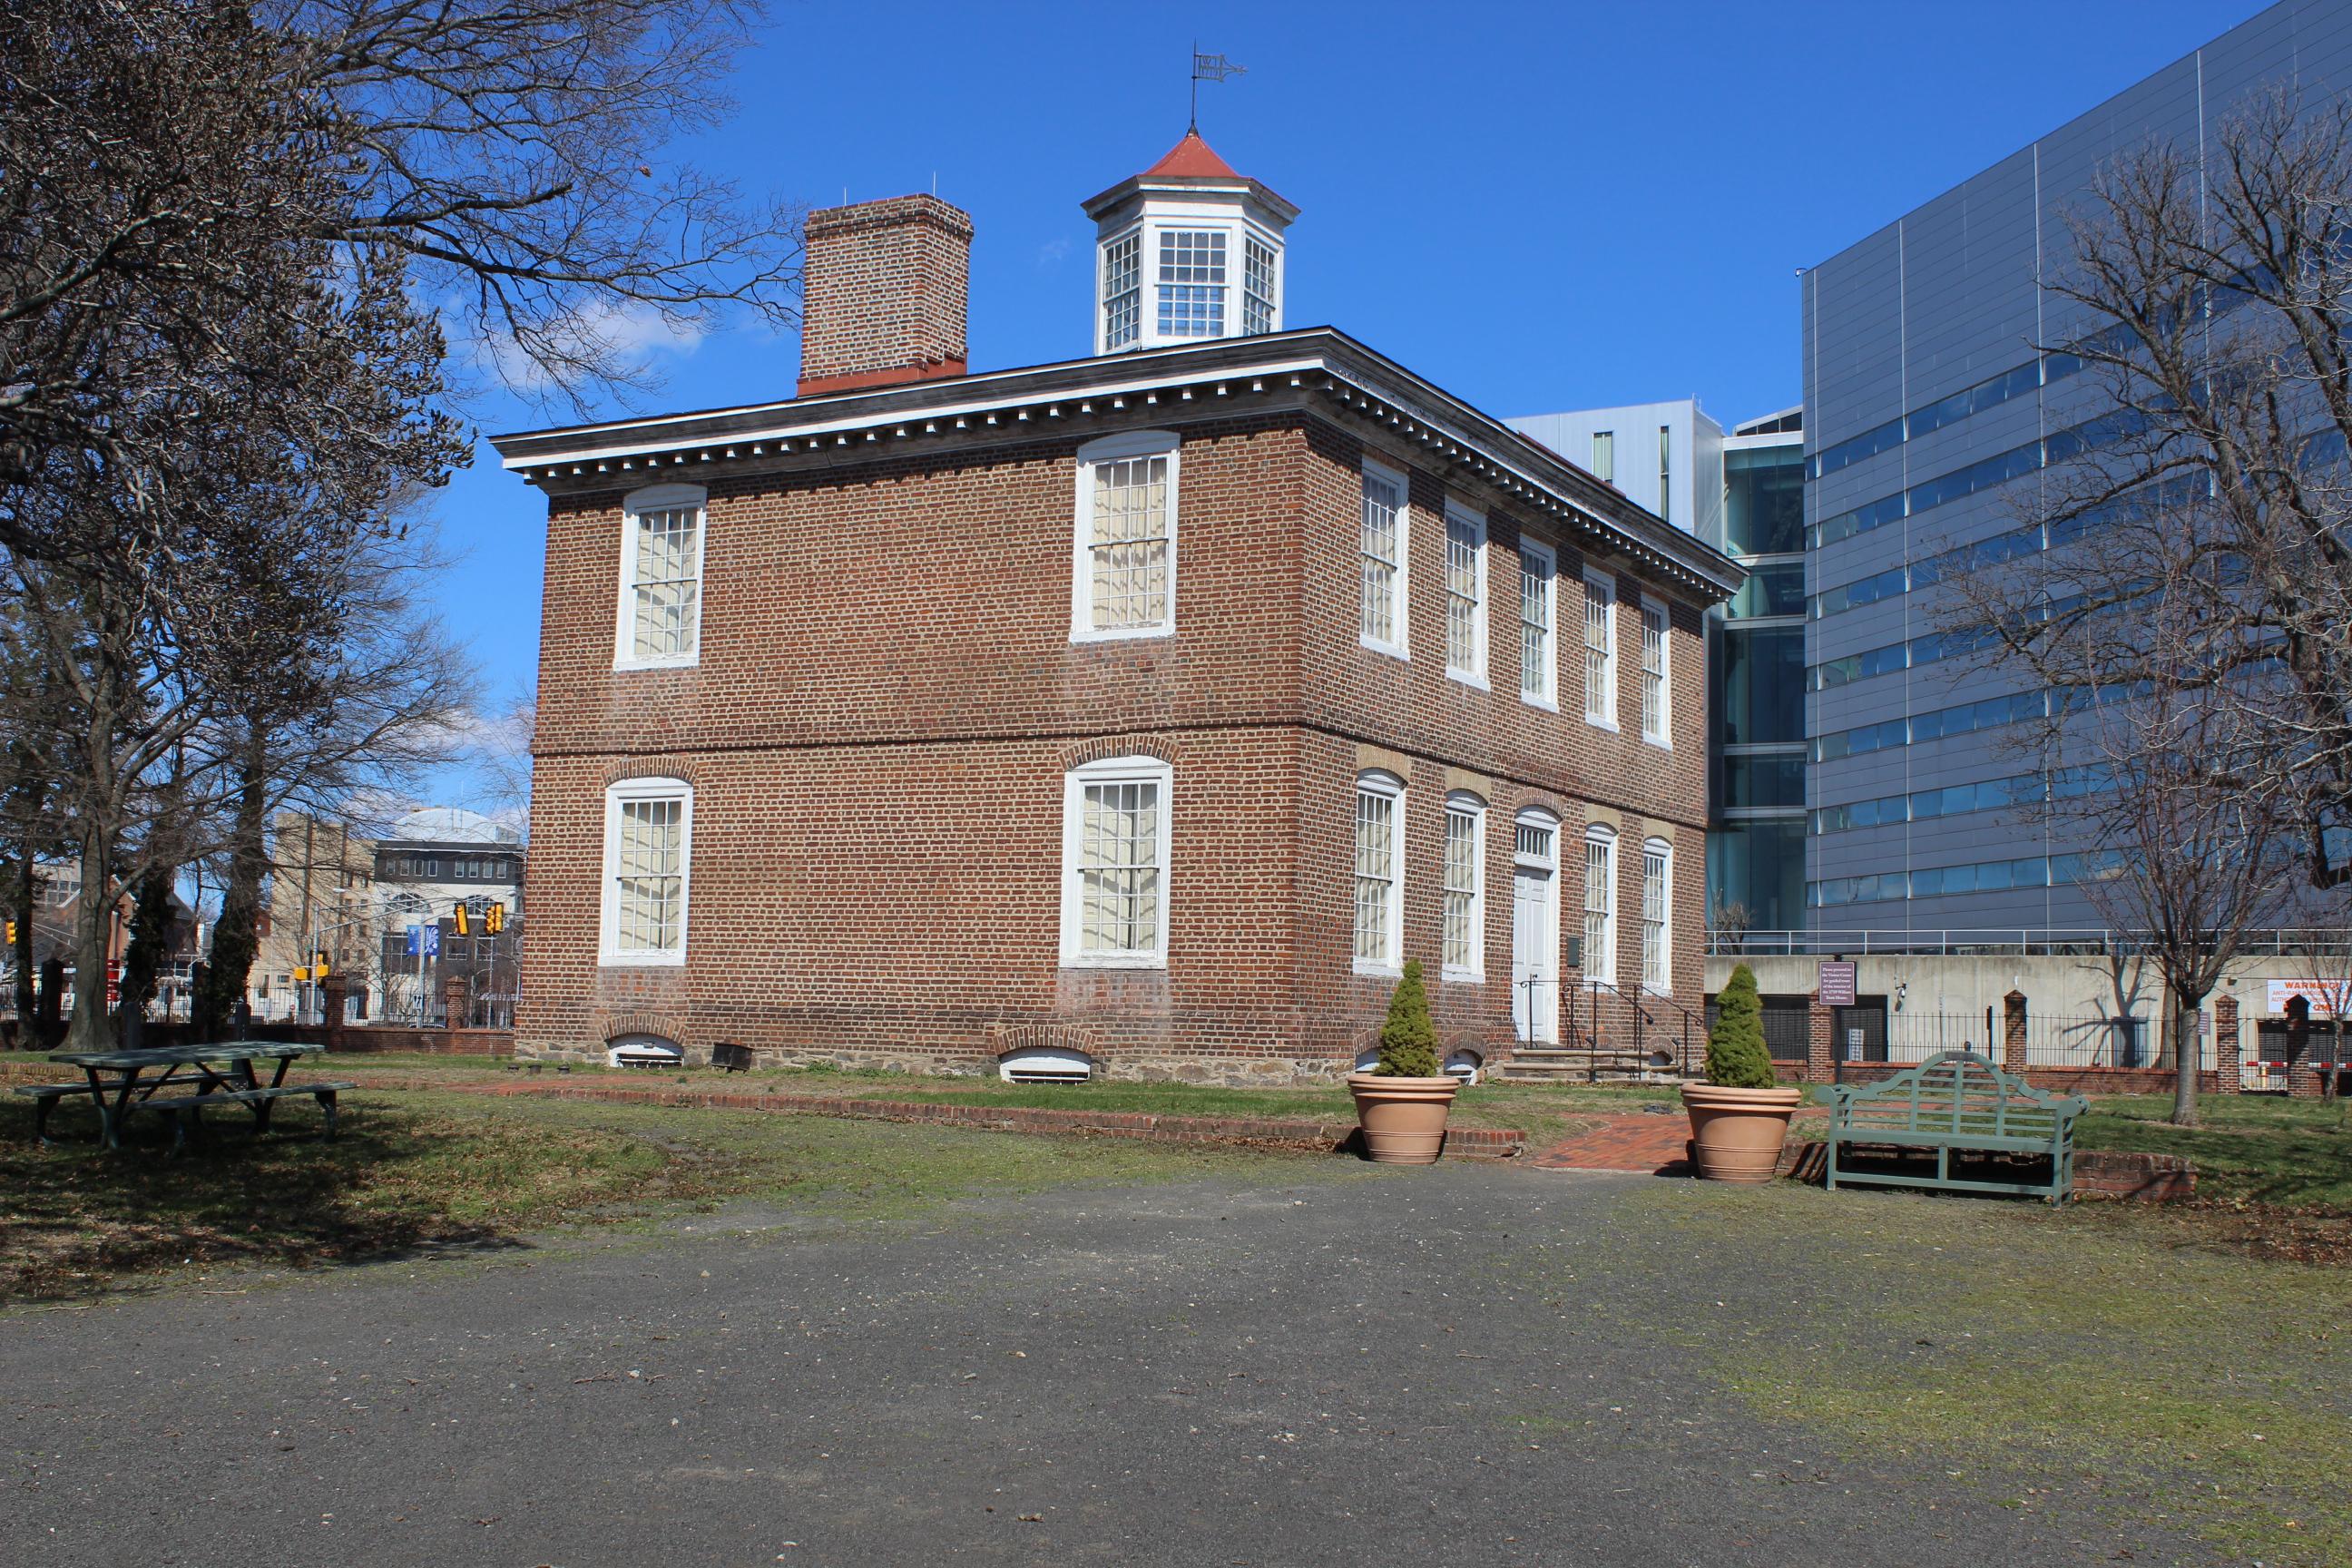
[
  {"x1": 314, "y1": 949, "x2": 330, "y2": 979},
  {"x1": 4, "y1": 919, "x2": 15, "y2": 945},
  {"x1": 452, "y1": 902, "x2": 469, "y2": 936},
  {"x1": 485, "y1": 902, "x2": 505, "y2": 935}
]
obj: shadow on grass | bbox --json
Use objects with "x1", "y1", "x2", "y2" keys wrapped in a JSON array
[{"x1": 0, "y1": 1096, "x2": 667, "y2": 1304}]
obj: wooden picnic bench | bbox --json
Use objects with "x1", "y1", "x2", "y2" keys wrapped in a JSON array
[
  {"x1": 1815, "y1": 1050, "x2": 2086, "y2": 1203},
  {"x1": 12, "y1": 1043, "x2": 354, "y2": 1152}
]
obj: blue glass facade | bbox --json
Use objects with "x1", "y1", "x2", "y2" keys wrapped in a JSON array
[{"x1": 1798, "y1": 0, "x2": 2352, "y2": 937}]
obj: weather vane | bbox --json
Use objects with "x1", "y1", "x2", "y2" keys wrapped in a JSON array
[{"x1": 1191, "y1": 44, "x2": 1246, "y2": 132}]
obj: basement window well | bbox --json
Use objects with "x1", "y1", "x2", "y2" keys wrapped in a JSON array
[
  {"x1": 607, "y1": 1034, "x2": 684, "y2": 1071},
  {"x1": 998, "y1": 1046, "x2": 1096, "y2": 1084}
]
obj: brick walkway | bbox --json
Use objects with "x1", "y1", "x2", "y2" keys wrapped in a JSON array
[{"x1": 1532, "y1": 1107, "x2": 1829, "y2": 1174}]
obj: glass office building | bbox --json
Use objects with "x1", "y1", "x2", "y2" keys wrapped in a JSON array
[
  {"x1": 1508, "y1": 401, "x2": 1807, "y2": 933},
  {"x1": 1799, "y1": 0, "x2": 2352, "y2": 938}
]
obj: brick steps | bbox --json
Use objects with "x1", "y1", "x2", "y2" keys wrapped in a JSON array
[{"x1": 1498, "y1": 1048, "x2": 1695, "y2": 1084}]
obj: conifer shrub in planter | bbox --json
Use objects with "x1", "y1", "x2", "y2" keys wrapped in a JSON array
[
  {"x1": 1347, "y1": 960, "x2": 1461, "y2": 1164},
  {"x1": 1682, "y1": 962, "x2": 1802, "y2": 1183}
]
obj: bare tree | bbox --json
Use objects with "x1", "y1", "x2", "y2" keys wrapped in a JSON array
[{"x1": 1955, "y1": 91, "x2": 2352, "y2": 889}]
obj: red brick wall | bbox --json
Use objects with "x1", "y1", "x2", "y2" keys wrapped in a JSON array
[
  {"x1": 799, "y1": 195, "x2": 973, "y2": 395},
  {"x1": 523, "y1": 406, "x2": 1715, "y2": 1078}
]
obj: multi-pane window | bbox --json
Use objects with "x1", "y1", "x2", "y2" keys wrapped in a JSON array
[
  {"x1": 1658, "y1": 425, "x2": 1672, "y2": 523},
  {"x1": 1641, "y1": 839, "x2": 1671, "y2": 992},
  {"x1": 619, "y1": 485, "x2": 705, "y2": 666},
  {"x1": 1520, "y1": 542, "x2": 1556, "y2": 704},
  {"x1": 1442, "y1": 796, "x2": 1485, "y2": 980},
  {"x1": 1641, "y1": 596, "x2": 1671, "y2": 743},
  {"x1": 602, "y1": 779, "x2": 691, "y2": 965},
  {"x1": 1583, "y1": 570, "x2": 1617, "y2": 725},
  {"x1": 1583, "y1": 828, "x2": 1616, "y2": 981},
  {"x1": 1353, "y1": 774, "x2": 1403, "y2": 971},
  {"x1": 1073, "y1": 433, "x2": 1177, "y2": 638},
  {"x1": 1591, "y1": 431, "x2": 1615, "y2": 484},
  {"x1": 1102, "y1": 230, "x2": 1142, "y2": 350},
  {"x1": 1359, "y1": 462, "x2": 1406, "y2": 652},
  {"x1": 1156, "y1": 230, "x2": 1227, "y2": 338},
  {"x1": 1445, "y1": 504, "x2": 1485, "y2": 681},
  {"x1": 1243, "y1": 236, "x2": 1278, "y2": 335},
  {"x1": 1062, "y1": 758, "x2": 1171, "y2": 965}
]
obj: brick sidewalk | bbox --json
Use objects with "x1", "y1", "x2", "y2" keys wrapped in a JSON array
[{"x1": 1531, "y1": 1108, "x2": 1831, "y2": 1174}]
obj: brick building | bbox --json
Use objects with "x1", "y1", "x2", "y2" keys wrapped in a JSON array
[{"x1": 493, "y1": 134, "x2": 1741, "y2": 1081}]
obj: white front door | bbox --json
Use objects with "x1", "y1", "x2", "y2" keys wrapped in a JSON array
[{"x1": 1513, "y1": 866, "x2": 1558, "y2": 1044}]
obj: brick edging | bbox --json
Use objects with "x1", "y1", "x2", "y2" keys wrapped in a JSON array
[{"x1": 483, "y1": 1082, "x2": 1528, "y2": 1160}]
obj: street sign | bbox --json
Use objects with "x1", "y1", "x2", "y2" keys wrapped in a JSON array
[{"x1": 1818, "y1": 960, "x2": 1858, "y2": 1008}]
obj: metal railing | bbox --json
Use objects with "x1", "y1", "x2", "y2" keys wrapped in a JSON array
[
  {"x1": 1707, "y1": 927, "x2": 2352, "y2": 959},
  {"x1": 1561, "y1": 976, "x2": 1704, "y2": 1080}
]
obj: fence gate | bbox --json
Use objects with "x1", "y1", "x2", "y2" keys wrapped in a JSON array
[{"x1": 1831, "y1": 996, "x2": 1888, "y2": 1076}]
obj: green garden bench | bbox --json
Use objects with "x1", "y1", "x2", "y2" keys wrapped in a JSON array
[{"x1": 1816, "y1": 1050, "x2": 2086, "y2": 1203}]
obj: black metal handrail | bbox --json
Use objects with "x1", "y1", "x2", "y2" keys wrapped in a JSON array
[{"x1": 1573, "y1": 976, "x2": 1702, "y2": 1082}]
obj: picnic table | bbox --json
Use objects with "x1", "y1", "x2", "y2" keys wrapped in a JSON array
[{"x1": 13, "y1": 1043, "x2": 355, "y2": 1152}]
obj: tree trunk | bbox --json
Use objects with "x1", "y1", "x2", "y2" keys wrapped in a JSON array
[
  {"x1": 2171, "y1": 999, "x2": 2202, "y2": 1128},
  {"x1": 193, "y1": 739, "x2": 269, "y2": 1039},
  {"x1": 64, "y1": 828, "x2": 113, "y2": 1052},
  {"x1": 10, "y1": 831, "x2": 34, "y2": 1026},
  {"x1": 113, "y1": 864, "x2": 174, "y2": 1043}
]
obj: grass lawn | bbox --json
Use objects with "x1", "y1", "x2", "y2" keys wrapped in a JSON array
[
  {"x1": 2076, "y1": 1092, "x2": 2352, "y2": 1210},
  {"x1": 0, "y1": 1091, "x2": 1335, "y2": 1304},
  {"x1": 1613, "y1": 1180, "x2": 2352, "y2": 1567}
]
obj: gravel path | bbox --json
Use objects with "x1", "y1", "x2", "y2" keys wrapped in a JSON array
[{"x1": 1, "y1": 1161, "x2": 2212, "y2": 1566}]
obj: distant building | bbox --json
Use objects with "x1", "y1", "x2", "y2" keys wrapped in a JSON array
[
  {"x1": 371, "y1": 808, "x2": 524, "y2": 1026},
  {"x1": 251, "y1": 814, "x2": 376, "y2": 1021},
  {"x1": 1508, "y1": 401, "x2": 1807, "y2": 935}
]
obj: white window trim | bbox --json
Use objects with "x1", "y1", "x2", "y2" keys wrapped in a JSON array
[
  {"x1": 1640, "y1": 593, "x2": 1672, "y2": 749},
  {"x1": 1353, "y1": 769, "x2": 1406, "y2": 978},
  {"x1": 1520, "y1": 539, "x2": 1558, "y2": 710},
  {"x1": 1070, "y1": 430, "x2": 1180, "y2": 642},
  {"x1": 612, "y1": 483, "x2": 708, "y2": 672},
  {"x1": 1359, "y1": 457, "x2": 1410, "y2": 661},
  {"x1": 1641, "y1": 836, "x2": 1673, "y2": 995},
  {"x1": 1583, "y1": 566, "x2": 1619, "y2": 731},
  {"x1": 1058, "y1": 754, "x2": 1172, "y2": 968},
  {"x1": 598, "y1": 776, "x2": 692, "y2": 968},
  {"x1": 1096, "y1": 225, "x2": 1143, "y2": 354},
  {"x1": 1443, "y1": 499, "x2": 1489, "y2": 689},
  {"x1": 1583, "y1": 823, "x2": 1617, "y2": 982},
  {"x1": 1440, "y1": 791, "x2": 1486, "y2": 984}
]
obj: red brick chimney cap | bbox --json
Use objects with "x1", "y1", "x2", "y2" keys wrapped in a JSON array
[{"x1": 1142, "y1": 129, "x2": 1241, "y2": 180}]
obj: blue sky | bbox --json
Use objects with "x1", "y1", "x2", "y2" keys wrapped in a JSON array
[{"x1": 417, "y1": 0, "x2": 2267, "y2": 814}]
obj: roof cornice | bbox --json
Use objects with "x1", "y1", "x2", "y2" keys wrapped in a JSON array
[{"x1": 489, "y1": 328, "x2": 1745, "y2": 601}]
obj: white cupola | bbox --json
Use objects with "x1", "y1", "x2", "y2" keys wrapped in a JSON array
[{"x1": 1081, "y1": 130, "x2": 1298, "y2": 355}]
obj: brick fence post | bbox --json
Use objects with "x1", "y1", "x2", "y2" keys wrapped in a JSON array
[
  {"x1": 320, "y1": 978, "x2": 347, "y2": 1052},
  {"x1": 443, "y1": 976, "x2": 470, "y2": 1044},
  {"x1": 1806, "y1": 993, "x2": 1834, "y2": 1084},
  {"x1": 2286, "y1": 993, "x2": 2319, "y2": 1099},
  {"x1": 2003, "y1": 990, "x2": 2027, "y2": 1073},
  {"x1": 2212, "y1": 994, "x2": 2241, "y2": 1095}
]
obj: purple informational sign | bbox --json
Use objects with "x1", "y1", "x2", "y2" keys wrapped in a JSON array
[{"x1": 1818, "y1": 961, "x2": 1858, "y2": 1008}]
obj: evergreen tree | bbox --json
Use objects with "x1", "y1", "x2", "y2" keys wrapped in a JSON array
[
  {"x1": 1705, "y1": 963, "x2": 1779, "y2": 1089},
  {"x1": 1376, "y1": 959, "x2": 1442, "y2": 1078}
]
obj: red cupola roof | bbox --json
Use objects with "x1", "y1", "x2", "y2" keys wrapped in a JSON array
[{"x1": 1142, "y1": 129, "x2": 1242, "y2": 180}]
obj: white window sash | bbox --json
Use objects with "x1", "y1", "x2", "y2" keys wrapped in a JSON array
[
  {"x1": 1359, "y1": 459, "x2": 1409, "y2": 657},
  {"x1": 1583, "y1": 830, "x2": 1615, "y2": 980},
  {"x1": 1441, "y1": 797, "x2": 1485, "y2": 981},
  {"x1": 1060, "y1": 756, "x2": 1172, "y2": 967},
  {"x1": 1520, "y1": 541, "x2": 1557, "y2": 707},
  {"x1": 1353, "y1": 775, "x2": 1404, "y2": 975},
  {"x1": 613, "y1": 484, "x2": 707, "y2": 671},
  {"x1": 1641, "y1": 594, "x2": 1671, "y2": 746},
  {"x1": 1583, "y1": 569, "x2": 1617, "y2": 728},
  {"x1": 599, "y1": 779, "x2": 692, "y2": 966},
  {"x1": 1642, "y1": 840, "x2": 1672, "y2": 993},
  {"x1": 1071, "y1": 431, "x2": 1179, "y2": 641},
  {"x1": 1444, "y1": 503, "x2": 1487, "y2": 685}
]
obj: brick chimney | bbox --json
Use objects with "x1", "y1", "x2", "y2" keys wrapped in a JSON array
[{"x1": 797, "y1": 193, "x2": 975, "y2": 397}]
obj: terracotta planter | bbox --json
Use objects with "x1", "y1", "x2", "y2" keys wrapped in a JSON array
[
  {"x1": 1347, "y1": 1073, "x2": 1462, "y2": 1164},
  {"x1": 1681, "y1": 1083, "x2": 1802, "y2": 1184}
]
